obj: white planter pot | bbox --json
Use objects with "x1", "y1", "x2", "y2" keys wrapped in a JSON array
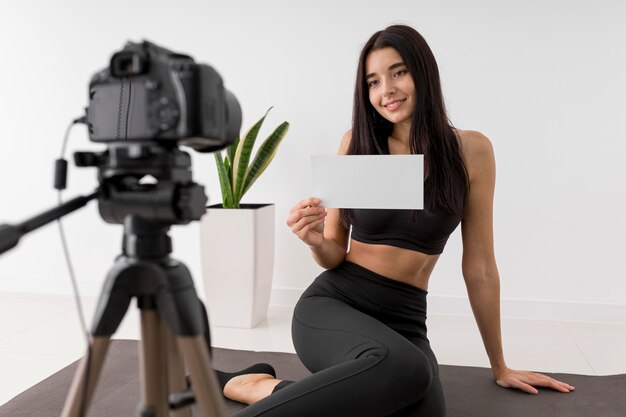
[{"x1": 199, "y1": 203, "x2": 275, "y2": 328}]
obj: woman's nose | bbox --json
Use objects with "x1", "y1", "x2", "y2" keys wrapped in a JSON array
[{"x1": 383, "y1": 84, "x2": 396, "y2": 97}]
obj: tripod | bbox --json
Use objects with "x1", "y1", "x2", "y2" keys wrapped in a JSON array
[
  {"x1": 60, "y1": 215, "x2": 226, "y2": 417},
  {"x1": 0, "y1": 144, "x2": 228, "y2": 416}
]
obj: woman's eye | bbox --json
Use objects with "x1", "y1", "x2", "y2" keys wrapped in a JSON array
[
  {"x1": 393, "y1": 69, "x2": 407, "y2": 78},
  {"x1": 368, "y1": 80, "x2": 379, "y2": 88}
]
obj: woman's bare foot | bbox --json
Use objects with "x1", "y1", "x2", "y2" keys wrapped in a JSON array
[{"x1": 223, "y1": 373, "x2": 282, "y2": 405}]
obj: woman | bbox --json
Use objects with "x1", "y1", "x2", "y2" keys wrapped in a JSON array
[{"x1": 216, "y1": 24, "x2": 574, "y2": 417}]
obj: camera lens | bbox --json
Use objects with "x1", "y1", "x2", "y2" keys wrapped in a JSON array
[{"x1": 223, "y1": 89, "x2": 242, "y2": 145}]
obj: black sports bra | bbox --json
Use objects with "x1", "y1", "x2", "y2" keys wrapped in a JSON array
[{"x1": 350, "y1": 179, "x2": 463, "y2": 255}]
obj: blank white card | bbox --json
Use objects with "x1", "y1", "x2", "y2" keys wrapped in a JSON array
[{"x1": 311, "y1": 155, "x2": 424, "y2": 209}]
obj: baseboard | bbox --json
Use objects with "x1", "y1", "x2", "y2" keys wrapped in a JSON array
[
  {"x1": 2, "y1": 282, "x2": 624, "y2": 324},
  {"x1": 270, "y1": 287, "x2": 626, "y2": 324}
]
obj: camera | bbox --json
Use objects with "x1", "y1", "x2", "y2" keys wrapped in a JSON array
[{"x1": 86, "y1": 40, "x2": 241, "y2": 152}]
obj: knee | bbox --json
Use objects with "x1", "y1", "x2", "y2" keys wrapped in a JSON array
[
  {"x1": 380, "y1": 346, "x2": 434, "y2": 403},
  {"x1": 363, "y1": 343, "x2": 433, "y2": 386}
]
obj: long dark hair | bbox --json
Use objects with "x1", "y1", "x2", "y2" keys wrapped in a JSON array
[{"x1": 340, "y1": 24, "x2": 469, "y2": 229}]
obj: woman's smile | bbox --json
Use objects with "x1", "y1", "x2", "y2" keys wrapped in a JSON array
[{"x1": 383, "y1": 98, "x2": 407, "y2": 112}]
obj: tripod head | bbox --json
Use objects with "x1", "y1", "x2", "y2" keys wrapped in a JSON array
[
  {"x1": 0, "y1": 142, "x2": 208, "y2": 257},
  {"x1": 75, "y1": 142, "x2": 207, "y2": 226},
  {"x1": 75, "y1": 142, "x2": 209, "y2": 259}
]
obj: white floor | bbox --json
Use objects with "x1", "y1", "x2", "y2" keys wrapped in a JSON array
[{"x1": 1, "y1": 292, "x2": 625, "y2": 406}]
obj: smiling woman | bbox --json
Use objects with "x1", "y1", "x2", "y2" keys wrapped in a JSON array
[
  {"x1": 365, "y1": 48, "x2": 416, "y2": 125},
  {"x1": 210, "y1": 24, "x2": 575, "y2": 417}
]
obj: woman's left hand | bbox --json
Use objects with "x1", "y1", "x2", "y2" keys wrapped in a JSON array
[{"x1": 494, "y1": 367, "x2": 576, "y2": 394}]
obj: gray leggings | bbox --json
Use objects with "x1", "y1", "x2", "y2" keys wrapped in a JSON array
[{"x1": 233, "y1": 261, "x2": 445, "y2": 417}]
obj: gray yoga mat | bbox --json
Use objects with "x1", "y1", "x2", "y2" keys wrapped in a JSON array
[{"x1": 1, "y1": 340, "x2": 624, "y2": 417}]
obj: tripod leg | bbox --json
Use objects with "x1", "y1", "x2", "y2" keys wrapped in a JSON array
[
  {"x1": 178, "y1": 336, "x2": 227, "y2": 417},
  {"x1": 139, "y1": 309, "x2": 170, "y2": 417},
  {"x1": 163, "y1": 322, "x2": 192, "y2": 417},
  {"x1": 61, "y1": 336, "x2": 111, "y2": 417}
]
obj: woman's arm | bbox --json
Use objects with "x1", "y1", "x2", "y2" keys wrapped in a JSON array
[
  {"x1": 309, "y1": 211, "x2": 349, "y2": 269},
  {"x1": 460, "y1": 131, "x2": 506, "y2": 375},
  {"x1": 460, "y1": 131, "x2": 575, "y2": 394}
]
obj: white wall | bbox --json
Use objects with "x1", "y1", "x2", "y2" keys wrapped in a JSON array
[{"x1": 0, "y1": 0, "x2": 624, "y2": 322}]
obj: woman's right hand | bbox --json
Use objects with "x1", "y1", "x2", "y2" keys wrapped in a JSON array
[{"x1": 286, "y1": 197, "x2": 328, "y2": 248}]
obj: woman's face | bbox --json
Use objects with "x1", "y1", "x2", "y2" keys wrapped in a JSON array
[{"x1": 365, "y1": 47, "x2": 416, "y2": 126}]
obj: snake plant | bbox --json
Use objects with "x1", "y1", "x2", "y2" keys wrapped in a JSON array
[{"x1": 214, "y1": 107, "x2": 289, "y2": 208}]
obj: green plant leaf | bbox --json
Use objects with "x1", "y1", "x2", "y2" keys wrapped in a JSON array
[
  {"x1": 232, "y1": 107, "x2": 272, "y2": 205},
  {"x1": 242, "y1": 121, "x2": 290, "y2": 196},
  {"x1": 214, "y1": 152, "x2": 234, "y2": 208},
  {"x1": 224, "y1": 154, "x2": 231, "y2": 184},
  {"x1": 226, "y1": 139, "x2": 238, "y2": 183}
]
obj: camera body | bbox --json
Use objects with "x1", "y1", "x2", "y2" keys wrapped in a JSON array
[{"x1": 86, "y1": 40, "x2": 241, "y2": 153}]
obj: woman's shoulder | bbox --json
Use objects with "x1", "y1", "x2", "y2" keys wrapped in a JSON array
[
  {"x1": 454, "y1": 128, "x2": 494, "y2": 162},
  {"x1": 454, "y1": 128, "x2": 491, "y2": 148},
  {"x1": 454, "y1": 129, "x2": 495, "y2": 185}
]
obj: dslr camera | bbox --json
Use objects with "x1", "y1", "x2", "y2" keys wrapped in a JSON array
[{"x1": 86, "y1": 40, "x2": 241, "y2": 152}]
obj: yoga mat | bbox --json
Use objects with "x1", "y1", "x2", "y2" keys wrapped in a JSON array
[{"x1": 1, "y1": 340, "x2": 624, "y2": 417}]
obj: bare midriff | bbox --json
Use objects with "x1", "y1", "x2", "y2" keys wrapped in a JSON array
[{"x1": 344, "y1": 239, "x2": 440, "y2": 291}]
